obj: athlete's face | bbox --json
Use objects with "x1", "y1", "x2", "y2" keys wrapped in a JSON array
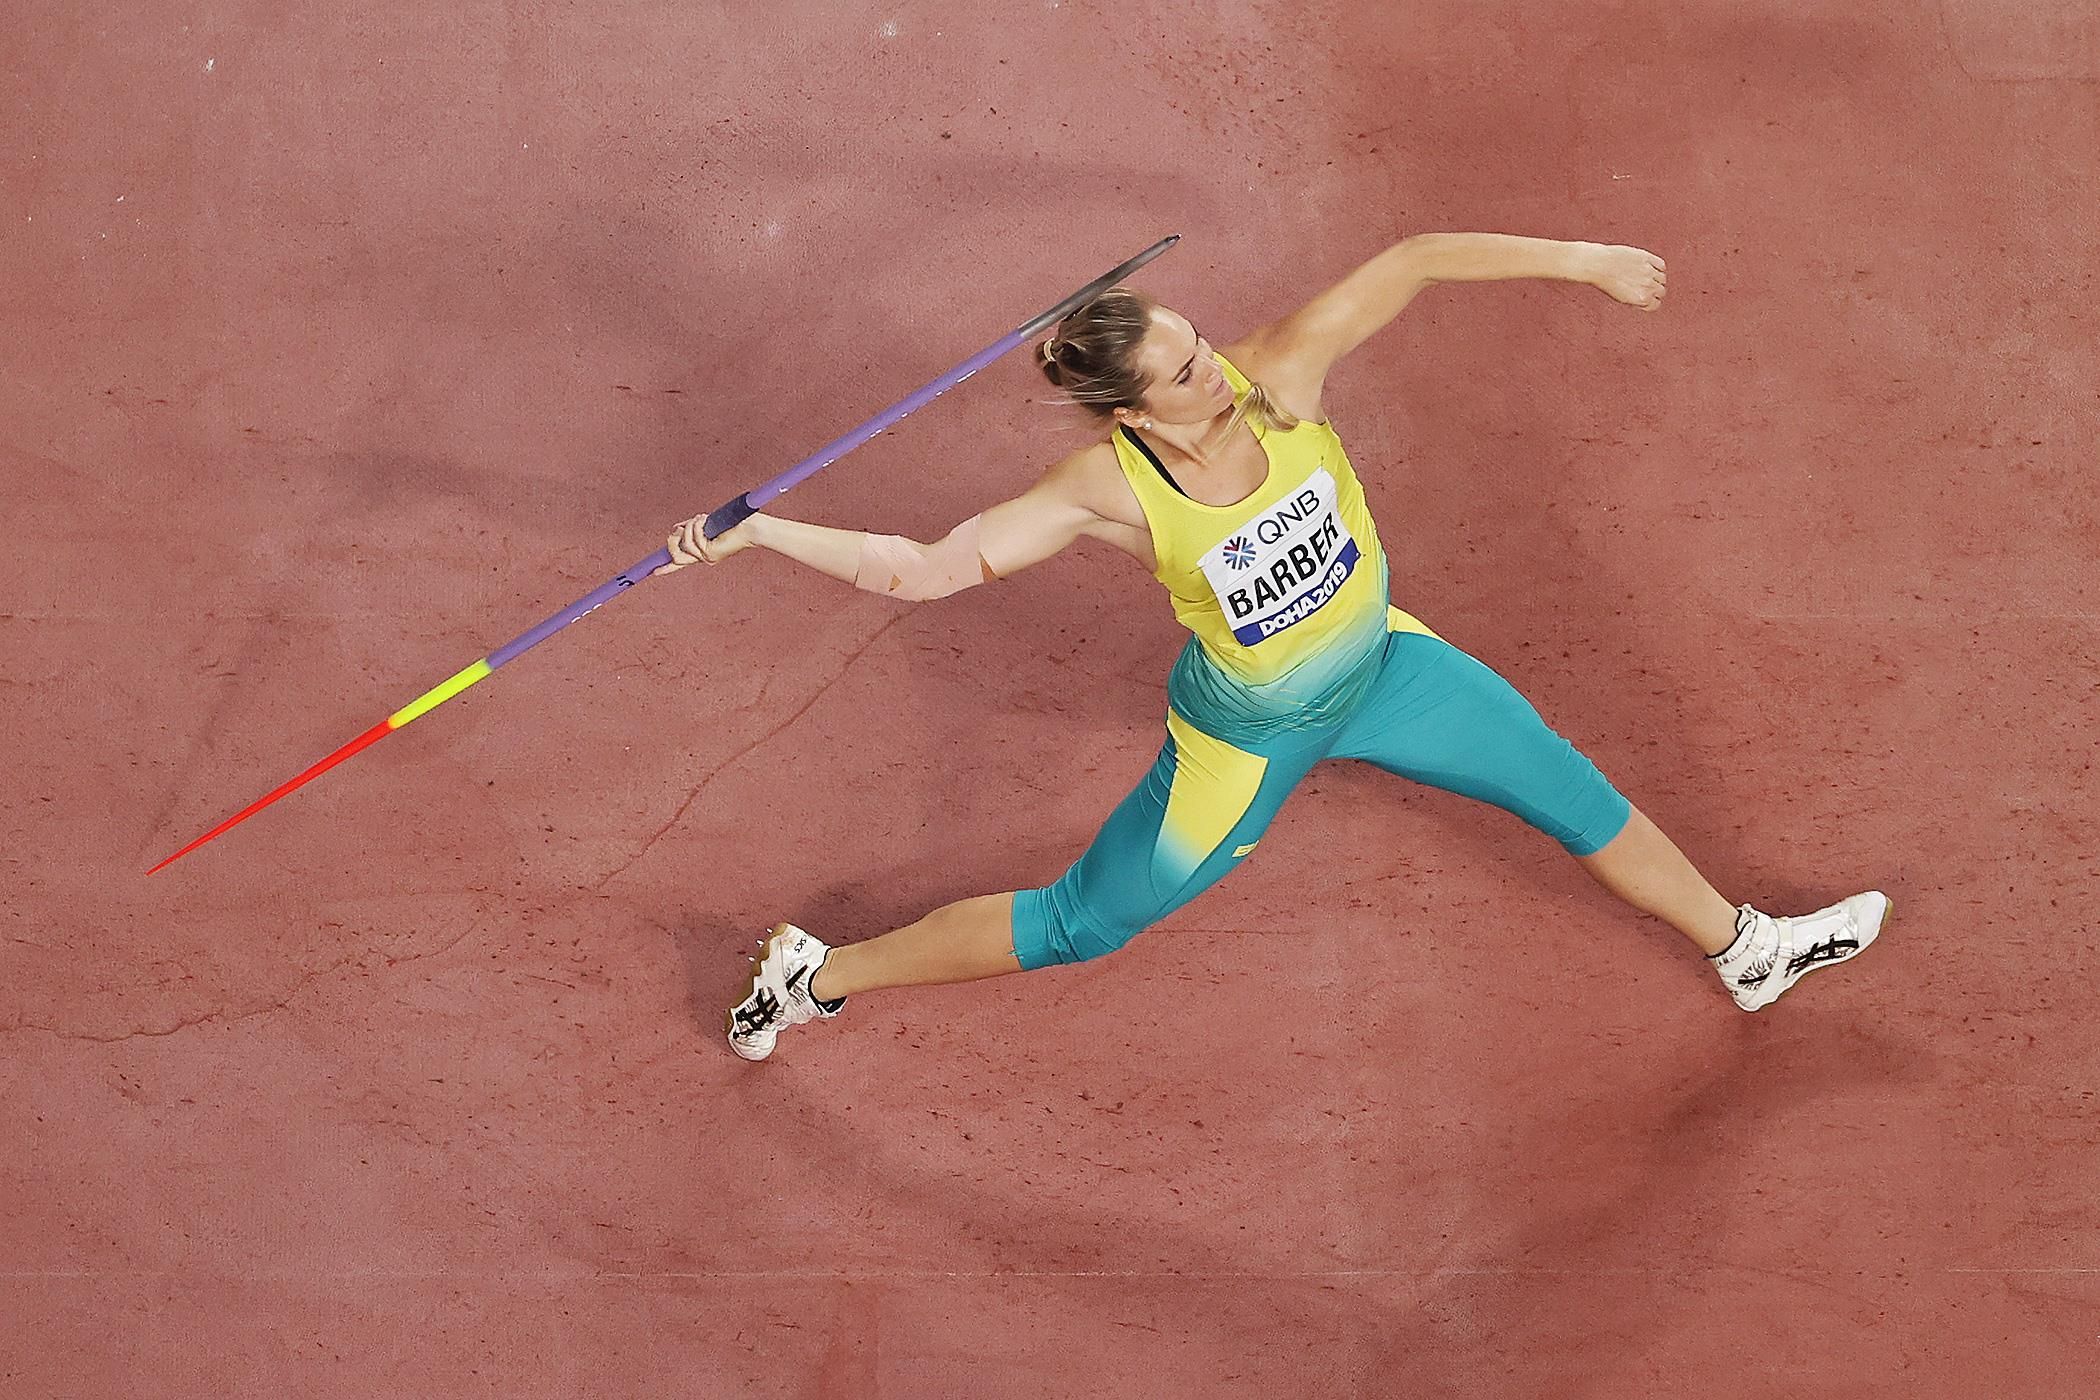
[{"x1": 1127, "y1": 308, "x2": 1234, "y2": 426}]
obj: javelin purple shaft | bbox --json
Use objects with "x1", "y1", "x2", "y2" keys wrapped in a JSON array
[
  {"x1": 486, "y1": 548, "x2": 669, "y2": 668},
  {"x1": 509, "y1": 235, "x2": 1180, "y2": 662}
]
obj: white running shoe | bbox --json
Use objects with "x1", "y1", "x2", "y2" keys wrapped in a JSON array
[
  {"x1": 726, "y1": 922, "x2": 842, "y2": 1061},
  {"x1": 1713, "y1": 891, "x2": 1890, "y2": 1012}
]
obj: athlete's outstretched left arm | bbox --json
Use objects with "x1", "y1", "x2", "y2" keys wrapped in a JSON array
[
  {"x1": 666, "y1": 448, "x2": 1109, "y2": 603},
  {"x1": 1238, "y1": 233, "x2": 1666, "y2": 391}
]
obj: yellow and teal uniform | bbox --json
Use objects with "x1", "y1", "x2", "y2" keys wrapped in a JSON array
[{"x1": 1010, "y1": 353, "x2": 1630, "y2": 969}]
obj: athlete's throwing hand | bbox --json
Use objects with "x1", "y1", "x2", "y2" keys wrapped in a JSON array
[
  {"x1": 654, "y1": 511, "x2": 761, "y2": 576},
  {"x1": 1589, "y1": 245, "x2": 1667, "y2": 311}
]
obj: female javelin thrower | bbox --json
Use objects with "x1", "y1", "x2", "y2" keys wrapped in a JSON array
[{"x1": 659, "y1": 232, "x2": 1889, "y2": 1061}]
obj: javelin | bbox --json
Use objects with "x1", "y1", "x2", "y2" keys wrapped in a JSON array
[{"x1": 146, "y1": 233, "x2": 1182, "y2": 875}]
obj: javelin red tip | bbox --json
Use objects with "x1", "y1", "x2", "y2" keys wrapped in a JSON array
[{"x1": 145, "y1": 720, "x2": 395, "y2": 875}]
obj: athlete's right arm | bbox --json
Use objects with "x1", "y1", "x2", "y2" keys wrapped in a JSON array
[{"x1": 661, "y1": 451, "x2": 1107, "y2": 601}]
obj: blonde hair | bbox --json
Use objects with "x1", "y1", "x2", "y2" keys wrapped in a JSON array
[
  {"x1": 1039, "y1": 292, "x2": 1301, "y2": 438},
  {"x1": 1213, "y1": 378, "x2": 1301, "y2": 440}
]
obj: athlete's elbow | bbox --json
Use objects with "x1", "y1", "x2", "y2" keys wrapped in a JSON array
[{"x1": 852, "y1": 516, "x2": 998, "y2": 602}]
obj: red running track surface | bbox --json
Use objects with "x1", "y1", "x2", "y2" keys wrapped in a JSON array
[{"x1": 2, "y1": 2, "x2": 2095, "y2": 1395}]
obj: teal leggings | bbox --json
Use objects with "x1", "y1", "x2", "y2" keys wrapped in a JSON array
[{"x1": 1011, "y1": 625, "x2": 1632, "y2": 969}]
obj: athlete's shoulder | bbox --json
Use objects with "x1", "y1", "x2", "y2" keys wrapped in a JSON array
[
  {"x1": 1216, "y1": 336, "x2": 1327, "y2": 424},
  {"x1": 1043, "y1": 438, "x2": 1145, "y2": 529}
]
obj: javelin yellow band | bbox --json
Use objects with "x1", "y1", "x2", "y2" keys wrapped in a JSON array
[{"x1": 388, "y1": 659, "x2": 494, "y2": 728}]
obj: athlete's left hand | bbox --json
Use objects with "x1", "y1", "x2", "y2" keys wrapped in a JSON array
[
  {"x1": 654, "y1": 510, "x2": 761, "y2": 576},
  {"x1": 1589, "y1": 244, "x2": 1667, "y2": 311}
]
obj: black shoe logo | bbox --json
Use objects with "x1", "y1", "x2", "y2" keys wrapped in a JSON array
[
  {"x1": 1786, "y1": 938, "x2": 1858, "y2": 976},
  {"x1": 783, "y1": 965, "x2": 807, "y2": 997},
  {"x1": 734, "y1": 989, "x2": 781, "y2": 1034}
]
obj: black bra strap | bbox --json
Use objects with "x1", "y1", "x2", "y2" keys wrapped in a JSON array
[{"x1": 1120, "y1": 425, "x2": 1187, "y2": 498}]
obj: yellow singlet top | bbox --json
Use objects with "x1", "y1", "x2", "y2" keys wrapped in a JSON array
[{"x1": 1115, "y1": 351, "x2": 1414, "y2": 742}]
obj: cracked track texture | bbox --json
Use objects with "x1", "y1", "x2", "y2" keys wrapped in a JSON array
[{"x1": 3, "y1": 1, "x2": 2098, "y2": 1397}]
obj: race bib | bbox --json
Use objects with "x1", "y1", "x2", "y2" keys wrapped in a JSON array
[{"x1": 1197, "y1": 468, "x2": 1360, "y2": 646}]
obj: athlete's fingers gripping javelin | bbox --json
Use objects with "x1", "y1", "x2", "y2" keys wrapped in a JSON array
[{"x1": 656, "y1": 510, "x2": 761, "y2": 574}]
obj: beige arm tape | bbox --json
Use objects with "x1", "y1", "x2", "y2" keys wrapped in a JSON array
[{"x1": 853, "y1": 513, "x2": 999, "y2": 601}]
